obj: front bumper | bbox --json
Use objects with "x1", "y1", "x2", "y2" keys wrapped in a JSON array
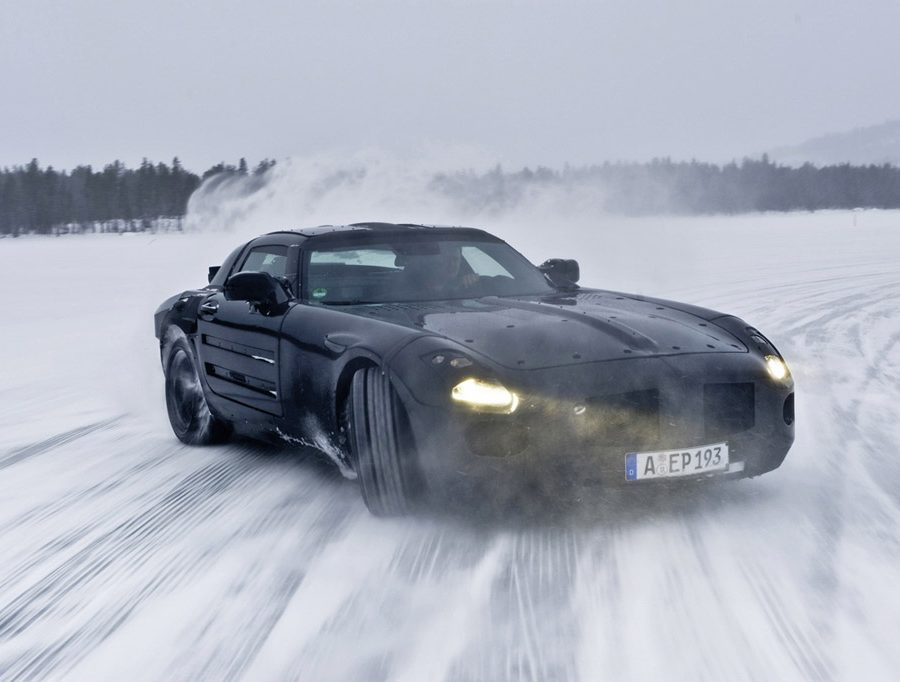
[{"x1": 395, "y1": 353, "x2": 795, "y2": 493}]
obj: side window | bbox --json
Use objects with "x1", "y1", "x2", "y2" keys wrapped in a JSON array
[{"x1": 238, "y1": 245, "x2": 288, "y2": 277}]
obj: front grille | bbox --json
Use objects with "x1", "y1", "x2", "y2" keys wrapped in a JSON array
[
  {"x1": 586, "y1": 389, "x2": 660, "y2": 446},
  {"x1": 704, "y1": 382, "x2": 755, "y2": 439}
]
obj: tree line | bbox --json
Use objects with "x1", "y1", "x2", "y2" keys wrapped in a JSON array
[
  {"x1": 431, "y1": 155, "x2": 900, "y2": 215},
  {"x1": 0, "y1": 157, "x2": 275, "y2": 236},
  {"x1": 3, "y1": 154, "x2": 900, "y2": 236}
]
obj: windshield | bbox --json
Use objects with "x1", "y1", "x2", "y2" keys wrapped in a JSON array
[{"x1": 304, "y1": 237, "x2": 555, "y2": 304}]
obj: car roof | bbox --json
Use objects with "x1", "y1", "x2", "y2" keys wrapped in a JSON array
[{"x1": 265, "y1": 222, "x2": 491, "y2": 238}]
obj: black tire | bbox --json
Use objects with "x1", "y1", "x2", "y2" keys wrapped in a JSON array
[
  {"x1": 164, "y1": 336, "x2": 231, "y2": 445},
  {"x1": 347, "y1": 367, "x2": 419, "y2": 516}
]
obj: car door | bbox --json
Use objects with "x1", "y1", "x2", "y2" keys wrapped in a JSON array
[{"x1": 196, "y1": 240, "x2": 298, "y2": 417}]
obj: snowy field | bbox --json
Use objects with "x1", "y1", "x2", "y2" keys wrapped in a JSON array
[{"x1": 1, "y1": 209, "x2": 900, "y2": 681}]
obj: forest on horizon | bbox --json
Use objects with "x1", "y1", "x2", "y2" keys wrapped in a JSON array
[{"x1": 2, "y1": 155, "x2": 900, "y2": 236}]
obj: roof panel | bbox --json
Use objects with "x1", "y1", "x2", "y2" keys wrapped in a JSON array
[{"x1": 266, "y1": 222, "x2": 485, "y2": 238}]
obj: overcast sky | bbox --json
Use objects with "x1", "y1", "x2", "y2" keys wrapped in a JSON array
[{"x1": 2, "y1": 0, "x2": 899, "y2": 171}]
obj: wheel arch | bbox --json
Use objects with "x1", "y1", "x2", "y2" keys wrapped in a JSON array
[
  {"x1": 335, "y1": 355, "x2": 382, "y2": 423},
  {"x1": 160, "y1": 322, "x2": 191, "y2": 370},
  {"x1": 162, "y1": 328, "x2": 231, "y2": 445}
]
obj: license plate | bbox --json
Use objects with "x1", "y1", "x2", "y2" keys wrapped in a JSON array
[{"x1": 625, "y1": 442, "x2": 729, "y2": 481}]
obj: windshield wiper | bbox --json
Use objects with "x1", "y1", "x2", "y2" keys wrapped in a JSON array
[{"x1": 324, "y1": 299, "x2": 376, "y2": 306}]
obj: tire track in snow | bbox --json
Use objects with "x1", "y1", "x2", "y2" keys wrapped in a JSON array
[
  {"x1": 748, "y1": 269, "x2": 900, "y2": 679},
  {"x1": 160, "y1": 495, "x2": 360, "y2": 682},
  {"x1": 739, "y1": 564, "x2": 831, "y2": 681},
  {"x1": 0, "y1": 435, "x2": 183, "y2": 563},
  {"x1": 0, "y1": 452, "x2": 275, "y2": 679},
  {"x1": 0, "y1": 417, "x2": 122, "y2": 471},
  {"x1": 443, "y1": 529, "x2": 581, "y2": 682}
]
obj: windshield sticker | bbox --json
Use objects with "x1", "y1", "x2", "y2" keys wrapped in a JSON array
[{"x1": 312, "y1": 287, "x2": 328, "y2": 299}]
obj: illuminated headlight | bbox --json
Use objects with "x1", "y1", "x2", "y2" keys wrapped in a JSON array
[
  {"x1": 765, "y1": 355, "x2": 790, "y2": 382},
  {"x1": 451, "y1": 378, "x2": 519, "y2": 413}
]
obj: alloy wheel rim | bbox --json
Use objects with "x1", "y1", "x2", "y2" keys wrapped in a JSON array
[{"x1": 170, "y1": 350, "x2": 205, "y2": 431}]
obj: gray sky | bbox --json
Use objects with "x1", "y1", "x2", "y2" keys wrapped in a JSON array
[{"x1": 2, "y1": 0, "x2": 899, "y2": 171}]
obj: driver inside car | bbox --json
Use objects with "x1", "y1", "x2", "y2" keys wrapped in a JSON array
[{"x1": 402, "y1": 244, "x2": 478, "y2": 295}]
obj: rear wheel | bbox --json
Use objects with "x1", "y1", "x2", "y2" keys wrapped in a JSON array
[
  {"x1": 164, "y1": 337, "x2": 231, "y2": 445},
  {"x1": 347, "y1": 367, "x2": 420, "y2": 516}
]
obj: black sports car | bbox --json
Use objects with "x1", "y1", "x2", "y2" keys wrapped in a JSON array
[{"x1": 154, "y1": 223, "x2": 794, "y2": 515}]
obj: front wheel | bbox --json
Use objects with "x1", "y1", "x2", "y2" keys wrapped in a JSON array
[
  {"x1": 164, "y1": 337, "x2": 231, "y2": 445},
  {"x1": 347, "y1": 367, "x2": 420, "y2": 516}
]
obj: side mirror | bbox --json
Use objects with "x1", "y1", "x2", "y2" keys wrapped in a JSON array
[
  {"x1": 539, "y1": 258, "x2": 580, "y2": 287},
  {"x1": 224, "y1": 271, "x2": 291, "y2": 314}
]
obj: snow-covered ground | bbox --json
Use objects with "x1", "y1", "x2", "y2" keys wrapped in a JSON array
[{"x1": 1, "y1": 209, "x2": 899, "y2": 681}]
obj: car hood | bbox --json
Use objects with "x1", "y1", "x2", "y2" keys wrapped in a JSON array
[{"x1": 357, "y1": 290, "x2": 747, "y2": 370}]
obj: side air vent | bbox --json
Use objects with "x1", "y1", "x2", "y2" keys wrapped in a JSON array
[{"x1": 205, "y1": 363, "x2": 277, "y2": 397}]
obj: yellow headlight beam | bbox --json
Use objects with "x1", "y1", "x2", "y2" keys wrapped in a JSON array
[
  {"x1": 765, "y1": 355, "x2": 790, "y2": 382},
  {"x1": 451, "y1": 378, "x2": 520, "y2": 413}
]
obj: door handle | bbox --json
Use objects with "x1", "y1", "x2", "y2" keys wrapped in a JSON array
[{"x1": 199, "y1": 300, "x2": 219, "y2": 316}]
